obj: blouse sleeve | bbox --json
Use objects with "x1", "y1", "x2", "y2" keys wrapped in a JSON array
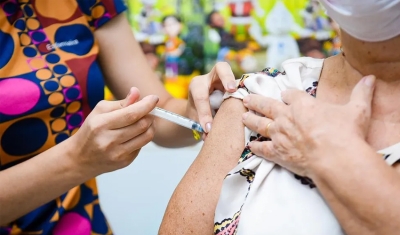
[
  {"x1": 77, "y1": 0, "x2": 127, "y2": 31},
  {"x1": 378, "y1": 143, "x2": 400, "y2": 166},
  {"x1": 222, "y1": 57, "x2": 324, "y2": 102}
]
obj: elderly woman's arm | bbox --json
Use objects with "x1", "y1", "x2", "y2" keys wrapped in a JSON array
[
  {"x1": 242, "y1": 77, "x2": 400, "y2": 234},
  {"x1": 159, "y1": 98, "x2": 246, "y2": 234},
  {"x1": 310, "y1": 140, "x2": 400, "y2": 235}
]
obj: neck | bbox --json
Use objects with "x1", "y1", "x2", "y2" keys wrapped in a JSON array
[{"x1": 341, "y1": 30, "x2": 400, "y2": 83}]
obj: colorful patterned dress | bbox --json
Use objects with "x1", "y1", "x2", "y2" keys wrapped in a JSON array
[{"x1": 0, "y1": 0, "x2": 126, "y2": 234}]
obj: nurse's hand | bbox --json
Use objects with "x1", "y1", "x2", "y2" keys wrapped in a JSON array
[
  {"x1": 187, "y1": 62, "x2": 237, "y2": 134},
  {"x1": 69, "y1": 87, "x2": 158, "y2": 177}
]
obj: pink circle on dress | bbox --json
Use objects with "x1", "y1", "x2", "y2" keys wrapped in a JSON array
[
  {"x1": 53, "y1": 212, "x2": 91, "y2": 235},
  {"x1": 0, "y1": 78, "x2": 40, "y2": 115}
]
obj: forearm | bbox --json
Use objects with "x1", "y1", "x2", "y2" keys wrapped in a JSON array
[
  {"x1": 96, "y1": 14, "x2": 196, "y2": 147},
  {"x1": 309, "y1": 140, "x2": 400, "y2": 234},
  {"x1": 0, "y1": 139, "x2": 88, "y2": 225}
]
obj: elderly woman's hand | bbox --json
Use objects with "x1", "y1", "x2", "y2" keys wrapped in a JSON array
[
  {"x1": 187, "y1": 62, "x2": 237, "y2": 134},
  {"x1": 242, "y1": 75, "x2": 376, "y2": 177}
]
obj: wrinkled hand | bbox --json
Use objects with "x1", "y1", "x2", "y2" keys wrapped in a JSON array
[
  {"x1": 70, "y1": 87, "x2": 158, "y2": 177},
  {"x1": 187, "y1": 62, "x2": 236, "y2": 134},
  {"x1": 242, "y1": 75, "x2": 376, "y2": 177}
]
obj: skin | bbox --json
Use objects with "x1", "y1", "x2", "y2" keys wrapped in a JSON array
[
  {"x1": 159, "y1": 98, "x2": 245, "y2": 234},
  {"x1": 0, "y1": 13, "x2": 237, "y2": 225},
  {"x1": 209, "y1": 12, "x2": 225, "y2": 28},
  {"x1": 159, "y1": 30, "x2": 400, "y2": 234}
]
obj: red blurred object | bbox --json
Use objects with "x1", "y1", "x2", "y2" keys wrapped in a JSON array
[{"x1": 228, "y1": 1, "x2": 253, "y2": 18}]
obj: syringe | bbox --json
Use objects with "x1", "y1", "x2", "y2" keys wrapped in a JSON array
[{"x1": 149, "y1": 107, "x2": 204, "y2": 139}]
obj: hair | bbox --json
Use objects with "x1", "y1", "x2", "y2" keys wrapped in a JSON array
[
  {"x1": 206, "y1": 10, "x2": 218, "y2": 26},
  {"x1": 162, "y1": 15, "x2": 182, "y2": 26},
  {"x1": 297, "y1": 38, "x2": 323, "y2": 55}
]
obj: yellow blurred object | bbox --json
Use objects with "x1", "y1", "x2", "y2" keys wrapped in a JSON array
[
  {"x1": 192, "y1": 130, "x2": 201, "y2": 140},
  {"x1": 323, "y1": 41, "x2": 333, "y2": 52},
  {"x1": 104, "y1": 86, "x2": 114, "y2": 101},
  {"x1": 164, "y1": 70, "x2": 200, "y2": 99},
  {"x1": 247, "y1": 41, "x2": 261, "y2": 51},
  {"x1": 225, "y1": 50, "x2": 237, "y2": 61},
  {"x1": 236, "y1": 49, "x2": 253, "y2": 61},
  {"x1": 156, "y1": 45, "x2": 166, "y2": 55}
]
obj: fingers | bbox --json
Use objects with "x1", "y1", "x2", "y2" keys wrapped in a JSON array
[
  {"x1": 120, "y1": 87, "x2": 141, "y2": 108},
  {"x1": 189, "y1": 62, "x2": 236, "y2": 133},
  {"x1": 248, "y1": 141, "x2": 275, "y2": 161},
  {"x1": 105, "y1": 95, "x2": 159, "y2": 129},
  {"x1": 242, "y1": 112, "x2": 274, "y2": 138},
  {"x1": 189, "y1": 75, "x2": 213, "y2": 132},
  {"x1": 112, "y1": 114, "x2": 154, "y2": 143},
  {"x1": 243, "y1": 94, "x2": 287, "y2": 119},
  {"x1": 349, "y1": 75, "x2": 376, "y2": 111},
  {"x1": 122, "y1": 123, "x2": 155, "y2": 157},
  {"x1": 212, "y1": 62, "x2": 237, "y2": 92},
  {"x1": 94, "y1": 87, "x2": 141, "y2": 114},
  {"x1": 281, "y1": 89, "x2": 312, "y2": 105}
]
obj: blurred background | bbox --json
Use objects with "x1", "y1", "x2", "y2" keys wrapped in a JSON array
[
  {"x1": 98, "y1": 0, "x2": 336, "y2": 233},
  {"x1": 104, "y1": 0, "x2": 340, "y2": 100}
]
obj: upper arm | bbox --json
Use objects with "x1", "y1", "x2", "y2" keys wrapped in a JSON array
[
  {"x1": 94, "y1": 12, "x2": 171, "y2": 103},
  {"x1": 159, "y1": 98, "x2": 246, "y2": 234}
]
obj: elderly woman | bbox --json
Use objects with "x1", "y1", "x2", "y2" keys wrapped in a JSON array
[{"x1": 159, "y1": 0, "x2": 400, "y2": 234}]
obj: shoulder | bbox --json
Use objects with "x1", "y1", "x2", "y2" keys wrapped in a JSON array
[{"x1": 76, "y1": 0, "x2": 127, "y2": 30}]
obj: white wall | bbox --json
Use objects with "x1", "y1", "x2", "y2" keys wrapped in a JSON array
[{"x1": 96, "y1": 142, "x2": 202, "y2": 235}]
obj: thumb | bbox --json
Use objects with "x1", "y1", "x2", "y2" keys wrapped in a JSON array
[
  {"x1": 120, "y1": 87, "x2": 141, "y2": 108},
  {"x1": 349, "y1": 75, "x2": 376, "y2": 107}
]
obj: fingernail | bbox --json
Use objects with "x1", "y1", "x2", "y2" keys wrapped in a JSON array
[
  {"x1": 242, "y1": 112, "x2": 249, "y2": 120},
  {"x1": 206, "y1": 122, "x2": 212, "y2": 133},
  {"x1": 248, "y1": 142, "x2": 253, "y2": 149},
  {"x1": 364, "y1": 75, "x2": 376, "y2": 87},
  {"x1": 227, "y1": 81, "x2": 236, "y2": 90},
  {"x1": 152, "y1": 95, "x2": 159, "y2": 102},
  {"x1": 243, "y1": 96, "x2": 250, "y2": 105},
  {"x1": 126, "y1": 89, "x2": 132, "y2": 98}
]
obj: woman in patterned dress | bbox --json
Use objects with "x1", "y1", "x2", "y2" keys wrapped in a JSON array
[{"x1": 0, "y1": 0, "x2": 236, "y2": 233}]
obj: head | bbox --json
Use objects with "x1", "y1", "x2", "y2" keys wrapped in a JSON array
[
  {"x1": 319, "y1": 0, "x2": 400, "y2": 78},
  {"x1": 298, "y1": 38, "x2": 325, "y2": 59},
  {"x1": 206, "y1": 11, "x2": 225, "y2": 28},
  {"x1": 162, "y1": 15, "x2": 182, "y2": 37},
  {"x1": 320, "y1": 0, "x2": 400, "y2": 42}
]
